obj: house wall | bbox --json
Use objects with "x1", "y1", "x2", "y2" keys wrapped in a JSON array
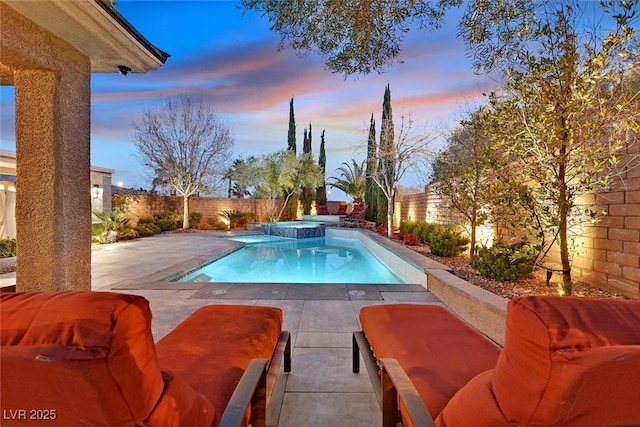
[
  {"x1": 2, "y1": 3, "x2": 92, "y2": 291},
  {"x1": 400, "y1": 179, "x2": 640, "y2": 299}
]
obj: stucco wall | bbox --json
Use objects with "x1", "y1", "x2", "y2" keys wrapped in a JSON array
[{"x1": 2, "y1": 3, "x2": 91, "y2": 291}]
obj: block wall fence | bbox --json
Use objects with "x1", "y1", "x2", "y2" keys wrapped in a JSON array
[
  {"x1": 114, "y1": 194, "x2": 296, "y2": 225},
  {"x1": 400, "y1": 177, "x2": 640, "y2": 299}
]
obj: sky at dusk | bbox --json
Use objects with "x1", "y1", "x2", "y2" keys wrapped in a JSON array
[{"x1": 0, "y1": 1, "x2": 498, "y2": 199}]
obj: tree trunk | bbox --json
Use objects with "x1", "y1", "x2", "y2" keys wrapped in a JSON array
[
  {"x1": 183, "y1": 196, "x2": 190, "y2": 229},
  {"x1": 386, "y1": 199, "x2": 394, "y2": 238},
  {"x1": 470, "y1": 213, "x2": 477, "y2": 265},
  {"x1": 558, "y1": 140, "x2": 572, "y2": 295}
]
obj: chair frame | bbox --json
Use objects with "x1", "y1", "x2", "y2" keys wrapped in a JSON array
[
  {"x1": 352, "y1": 331, "x2": 435, "y2": 427},
  {"x1": 220, "y1": 331, "x2": 291, "y2": 427}
]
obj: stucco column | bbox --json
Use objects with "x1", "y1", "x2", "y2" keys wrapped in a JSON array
[{"x1": 14, "y1": 66, "x2": 91, "y2": 291}]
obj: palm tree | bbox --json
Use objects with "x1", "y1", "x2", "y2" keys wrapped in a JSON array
[{"x1": 327, "y1": 160, "x2": 366, "y2": 202}]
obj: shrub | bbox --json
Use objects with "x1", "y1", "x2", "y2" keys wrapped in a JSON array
[
  {"x1": 137, "y1": 217, "x2": 155, "y2": 225},
  {"x1": 156, "y1": 218, "x2": 178, "y2": 231},
  {"x1": 375, "y1": 225, "x2": 387, "y2": 235},
  {"x1": 93, "y1": 211, "x2": 133, "y2": 244},
  {"x1": 135, "y1": 223, "x2": 160, "y2": 237},
  {"x1": 189, "y1": 212, "x2": 203, "y2": 228},
  {"x1": 0, "y1": 238, "x2": 17, "y2": 258},
  {"x1": 399, "y1": 221, "x2": 420, "y2": 235},
  {"x1": 474, "y1": 242, "x2": 540, "y2": 282},
  {"x1": 423, "y1": 224, "x2": 469, "y2": 257},
  {"x1": 403, "y1": 233, "x2": 421, "y2": 246},
  {"x1": 220, "y1": 210, "x2": 251, "y2": 229},
  {"x1": 154, "y1": 212, "x2": 178, "y2": 231}
]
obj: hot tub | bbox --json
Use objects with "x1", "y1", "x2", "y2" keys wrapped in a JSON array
[{"x1": 262, "y1": 221, "x2": 326, "y2": 239}]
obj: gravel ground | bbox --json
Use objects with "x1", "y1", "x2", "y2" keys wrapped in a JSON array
[{"x1": 406, "y1": 244, "x2": 630, "y2": 300}]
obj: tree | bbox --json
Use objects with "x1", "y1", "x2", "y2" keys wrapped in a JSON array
[
  {"x1": 371, "y1": 115, "x2": 435, "y2": 237},
  {"x1": 315, "y1": 130, "x2": 328, "y2": 206},
  {"x1": 301, "y1": 125, "x2": 315, "y2": 214},
  {"x1": 377, "y1": 84, "x2": 395, "y2": 225},
  {"x1": 432, "y1": 109, "x2": 528, "y2": 264},
  {"x1": 459, "y1": 0, "x2": 640, "y2": 294},
  {"x1": 287, "y1": 97, "x2": 296, "y2": 152},
  {"x1": 253, "y1": 150, "x2": 323, "y2": 221},
  {"x1": 134, "y1": 97, "x2": 233, "y2": 229},
  {"x1": 328, "y1": 159, "x2": 367, "y2": 203},
  {"x1": 241, "y1": 0, "x2": 460, "y2": 75},
  {"x1": 364, "y1": 114, "x2": 379, "y2": 222},
  {"x1": 226, "y1": 156, "x2": 258, "y2": 198}
]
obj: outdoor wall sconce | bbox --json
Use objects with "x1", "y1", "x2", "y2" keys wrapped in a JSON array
[
  {"x1": 118, "y1": 65, "x2": 131, "y2": 75},
  {"x1": 91, "y1": 185, "x2": 103, "y2": 200}
]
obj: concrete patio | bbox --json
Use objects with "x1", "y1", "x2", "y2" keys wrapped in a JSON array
[{"x1": 0, "y1": 231, "x2": 443, "y2": 426}]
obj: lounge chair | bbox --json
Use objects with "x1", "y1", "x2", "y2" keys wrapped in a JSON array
[
  {"x1": 353, "y1": 296, "x2": 640, "y2": 426},
  {"x1": 344, "y1": 202, "x2": 368, "y2": 225},
  {"x1": 1, "y1": 291, "x2": 291, "y2": 427},
  {"x1": 335, "y1": 204, "x2": 348, "y2": 215},
  {"x1": 316, "y1": 204, "x2": 329, "y2": 215}
]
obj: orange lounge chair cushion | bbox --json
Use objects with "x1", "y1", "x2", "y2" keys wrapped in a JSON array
[
  {"x1": 0, "y1": 291, "x2": 165, "y2": 425},
  {"x1": 491, "y1": 296, "x2": 640, "y2": 426},
  {"x1": 155, "y1": 305, "x2": 283, "y2": 417},
  {"x1": 146, "y1": 370, "x2": 217, "y2": 427},
  {"x1": 434, "y1": 369, "x2": 508, "y2": 427},
  {"x1": 359, "y1": 304, "x2": 501, "y2": 419}
]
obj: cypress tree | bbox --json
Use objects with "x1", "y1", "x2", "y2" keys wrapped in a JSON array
[
  {"x1": 287, "y1": 97, "x2": 296, "y2": 152},
  {"x1": 364, "y1": 113, "x2": 378, "y2": 222},
  {"x1": 303, "y1": 126, "x2": 311, "y2": 154},
  {"x1": 377, "y1": 84, "x2": 394, "y2": 225},
  {"x1": 315, "y1": 130, "x2": 327, "y2": 206},
  {"x1": 301, "y1": 126, "x2": 314, "y2": 214}
]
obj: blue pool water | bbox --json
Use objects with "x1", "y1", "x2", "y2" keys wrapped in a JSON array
[{"x1": 177, "y1": 236, "x2": 404, "y2": 284}]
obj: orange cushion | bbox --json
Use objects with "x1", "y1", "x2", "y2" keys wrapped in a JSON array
[
  {"x1": 156, "y1": 305, "x2": 283, "y2": 417},
  {"x1": 0, "y1": 291, "x2": 164, "y2": 426},
  {"x1": 146, "y1": 370, "x2": 217, "y2": 427},
  {"x1": 435, "y1": 369, "x2": 509, "y2": 427},
  {"x1": 492, "y1": 296, "x2": 640, "y2": 426},
  {"x1": 359, "y1": 304, "x2": 501, "y2": 419}
]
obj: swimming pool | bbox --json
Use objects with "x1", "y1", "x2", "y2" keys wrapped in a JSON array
[{"x1": 177, "y1": 235, "x2": 405, "y2": 284}]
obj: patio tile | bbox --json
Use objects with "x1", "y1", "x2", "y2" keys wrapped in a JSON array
[
  {"x1": 295, "y1": 331, "x2": 352, "y2": 348},
  {"x1": 278, "y1": 392, "x2": 380, "y2": 427},
  {"x1": 286, "y1": 347, "x2": 373, "y2": 393},
  {"x1": 286, "y1": 284, "x2": 349, "y2": 300},
  {"x1": 188, "y1": 283, "x2": 234, "y2": 299},
  {"x1": 298, "y1": 300, "x2": 359, "y2": 332},
  {"x1": 376, "y1": 283, "x2": 426, "y2": 292},
  {"x1": 381, "y1": 291, "x2": 442, "y2": 303},
  {"x1": 221, "y1": 284, "x2": 290, "y2": 299},
  {"x1": 255, "y1": 300, "x2": 304, "y2": 332},
  {"x1": 346, "y1": 284, "x2": 383, "y2": 300}
]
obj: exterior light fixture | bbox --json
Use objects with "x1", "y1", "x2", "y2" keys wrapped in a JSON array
[{"x1": 91, "y1": 185, "x2": 103, "y2": 200}]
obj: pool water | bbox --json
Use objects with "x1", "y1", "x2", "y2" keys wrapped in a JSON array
[{"x1": 177, "y1": 236, "x2": 404, "y2": 284}]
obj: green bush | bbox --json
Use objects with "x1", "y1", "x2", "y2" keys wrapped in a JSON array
[
  {"x1": 156, "y1": 218, "x2": 177, "y2": 231},
  {"x1": 189, "y1": 212, "x2": 203, "y2": 227},
  {"x1": 93, "y1": 211, "x2": 133, "y2": 244},
  {"x1": 135, "y1": 223, "x2": 161, "y2": 237},
  {"x1": 399, "y1": 221, "x2": 417, "y2": 234},
  {"x1": 0, "y1": 238, "x2": 17, "y2": 258},
  {"x1": 423, "y1": 224, "x2": 469, "y2": 257},
  {"x1": 474, "y1": 242, "x2": 540, "y2": 281},
  {"x1": 137, "y1": 216, "x2": 155, "y2": 225},
  {"x1": 154, "y1": 212, "x2": 178, "y2": 231}
]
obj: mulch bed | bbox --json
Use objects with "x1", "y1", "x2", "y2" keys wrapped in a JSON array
[{"x1": 404, "y1": 244, "x2": 630, "y2": 300}]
